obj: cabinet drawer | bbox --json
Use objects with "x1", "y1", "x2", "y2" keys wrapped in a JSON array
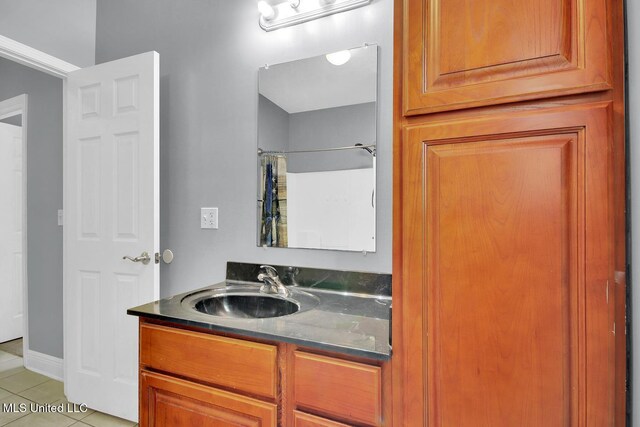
[
  {"x1": 140, "y1": 370, "x2": 277, "y2": 427},
  {"x1": 294, "y1": 351, "x2": 381, "y2": 426},
  {"x1": 294, "y1": 411, "x2": 351, "y2": 427},
  {"x1": 140, "y1": 323, "x2": 277, "y2": 399}
]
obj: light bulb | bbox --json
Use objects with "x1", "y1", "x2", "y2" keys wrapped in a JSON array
[
  {"x1": 326, "y1": 50, "x2": 351, "y2": 66},
  {"x1": 258, "y1": 1, "x2": 276, "y2": 20}
]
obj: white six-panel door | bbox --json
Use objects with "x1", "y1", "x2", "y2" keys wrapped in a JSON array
[
  {"x1": 65, "y1": 51, "x2": 159, "y2": 422},
  {"x1": 0, "y1": 122, "x2": 23, "y2": 344}
]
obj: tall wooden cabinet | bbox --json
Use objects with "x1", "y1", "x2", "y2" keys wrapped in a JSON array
[{"x1": 393, "y1": 0, "x2": 626, "y2": 425}]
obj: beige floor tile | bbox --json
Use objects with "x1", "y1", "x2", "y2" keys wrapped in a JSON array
[
  {"x1": 50, "y1": 398, "x2": 94, "y2": 421},
  {"x1": 0, "y1": 394, "x2": 31, "y2": 426},
  {"x1": 3, "y1": 411, "x2": 75, "y2": 427},
  {"x1": 18, "y1": 379, "x2": 65, "y2": 404},
  {"x1": 0, "y1": 353, "x2": 17, "y2": 365},
  {"x1": 81, "y1": 411, "x2": 136, "y2": 427},
  {"x1": 0, "y1": 366, "x2": 24, "y2": 380},
  {"x1": 70, "y1": 423, "x2": 92, "y2": 427},
  {"x1": 0, "y1": 359, "x2": 23, "y2": 379},
  {"x1": 0, "y1": 388, "x2": 10, "y2": 401},
  {"x1": 0, "y1": 340, "x2": 23, "y2": 358},
  {"x1": 0, "y1": 370, "x2": 49, "y2": 394}
]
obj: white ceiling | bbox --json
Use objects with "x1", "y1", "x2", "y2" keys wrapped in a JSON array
[{"x1": 259, "y1": 45, "x2": 377, "y2": 114}]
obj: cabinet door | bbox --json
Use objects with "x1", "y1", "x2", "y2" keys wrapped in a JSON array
[
  {"x1": 399, "y1": 103, "x2": 614, "y2": 426},
  {"x1": 402, "y1": 0, "x2": 612, "y2": 115},
  {"x1": 140, "y1": 370, "x2": 277, "y2": 427}
]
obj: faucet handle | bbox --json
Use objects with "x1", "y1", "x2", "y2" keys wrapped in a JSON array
[{"x1": 259, "y1": 265, "x2": 279, "y2": 278}]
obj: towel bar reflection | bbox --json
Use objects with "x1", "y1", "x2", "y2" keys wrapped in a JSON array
[{"x1": 258, "y1": 143, "x2": 376, "y2": 157}]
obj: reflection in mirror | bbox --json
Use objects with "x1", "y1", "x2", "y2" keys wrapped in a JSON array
[{"x1": 257, "y1": 45, "x2": 377, "y2": 252}]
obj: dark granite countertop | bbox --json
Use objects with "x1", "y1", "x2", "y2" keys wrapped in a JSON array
[{"x1": 128, "y1": 276, "x2": 391, "y2": 360}]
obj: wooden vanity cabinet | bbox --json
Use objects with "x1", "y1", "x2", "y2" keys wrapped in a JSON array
[{"x1": 138, "y1": 319, "x2": 390, "y2": 426}]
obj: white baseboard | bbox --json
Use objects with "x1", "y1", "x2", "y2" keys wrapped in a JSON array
[{"x1": 24, "y1": 350, "x2": 63, "y2": 381}]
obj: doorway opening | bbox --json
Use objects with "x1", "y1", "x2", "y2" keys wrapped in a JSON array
[{"x1": 0, "y1": 95, "x2": 27, "y2": 372}]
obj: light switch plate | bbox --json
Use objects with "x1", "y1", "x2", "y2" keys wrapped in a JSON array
[{"x1": 201, "y1": 207, "x2": 218, "y2": 229}]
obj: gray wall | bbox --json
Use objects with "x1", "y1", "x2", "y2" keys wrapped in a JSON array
[
  {"x1": 95, "y1": 0, "x2": 393, "y2": 298},
  {"x1": 0, "y1": 115, "x2": 22, "y2": 126},
  {"x1": 289, "y1": 102, "x2": 375, "y2": 173},
  {"x1": 0, "y1": 0, "x2": 97, "y2": 67},
  {"x1": 0, "y1": 57, "x2": 63, "y2": 358},
  {"x1": 630, "y1": 0, "x2": 639, "y2": 422},
  {"x1": 258, "y1": 95, "x2": 289, "y2": 153},
  {"x1": 259, "y1": 95, "x2": 375, "y2": 172}
]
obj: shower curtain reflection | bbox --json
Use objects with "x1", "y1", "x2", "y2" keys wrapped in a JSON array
[{"x1": 259, "y1": 154, "x2": 288, "y2": 247}]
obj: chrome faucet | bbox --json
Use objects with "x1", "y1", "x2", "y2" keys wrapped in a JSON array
[{"x1": 257, "y1": 265, "x2": 291, "y2": 297}]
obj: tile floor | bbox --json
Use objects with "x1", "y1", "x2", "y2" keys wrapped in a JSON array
[
  {"x1": 0, "y1": 348, "x2": 137, "y2": 427},
  {"x1": 0, "y1": 340, "x2": 22, "y2": 358}
]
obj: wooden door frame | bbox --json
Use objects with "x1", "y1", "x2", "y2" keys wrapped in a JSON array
[{"x1": 0, "y1": 35, "x2": 80, "y2": 380}]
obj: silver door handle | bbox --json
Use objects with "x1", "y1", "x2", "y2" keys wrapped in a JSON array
[{"x1": 122, "y1": 251, "x2": 151, "y2": 265}]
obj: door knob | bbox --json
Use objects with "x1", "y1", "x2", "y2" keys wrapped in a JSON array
[
  {"x1": 155, "y1": 249, "x2": 174, "y2": 264},
  {"x1": 122, "y1": 251, "x2": 151, "y2": 265}
]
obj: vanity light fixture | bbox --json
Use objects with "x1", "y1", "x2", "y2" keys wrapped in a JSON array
[
  {"x1": 326, "y1": 50, "x2": 351, "y2": 66},
  {"x1": 258, "y1": 0, "x2": 372, "y2": 32}
]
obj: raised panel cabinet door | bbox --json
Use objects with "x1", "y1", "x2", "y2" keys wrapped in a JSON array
[
  {"x1": 139, "y1": 370, "x2": 277, "y2": 427},
  {"x1": 402, "y1": 0, "x2": 612, "y2": 115},
  {"x1": 399, "y1": 103, "x2": 614, "y2": 426}
]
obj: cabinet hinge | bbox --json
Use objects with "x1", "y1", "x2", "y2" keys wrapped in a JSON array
[
  {"x1": 606, "y1": 281, "x2": 609, "y2": 304},
  {"x1": 613, "y1": 321, "x2": 616, "y2": 336}
]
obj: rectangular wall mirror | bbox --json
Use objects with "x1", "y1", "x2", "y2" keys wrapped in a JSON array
[{"x1": 257, "y1": 45, "x2": 378, "y2": 252}]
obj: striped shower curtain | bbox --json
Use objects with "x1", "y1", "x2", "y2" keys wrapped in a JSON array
[{"x1": 260, "y1": 154, "x2": 288, "y2": 247}]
